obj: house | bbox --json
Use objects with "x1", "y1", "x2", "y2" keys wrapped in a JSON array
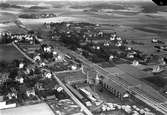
[
  {"x1": 34, "y1": 55, "x2": 41, "y2": 62},
  {"x1": 109, "y1": 55, "x2": 114, "y2": 61},
  {"x1": 35, "y1": 82, "x2": 45, "y2": 91},
  {"x1": 127, "y1": 53, "x2": 134, "y2": 59},
  {"x1": 71, "y1": 65, "x2": 77, "y2": 70},
  {"x1": 44, "y1": 72, "x2": 52, "y2": 79},
  {"x1": 0, "y1": 73, "x2": 9, "y2": 85},
  {"x1": 54, "y1": 54, "x2": 64, "y2": 62},
  {"x1": 115, "y1": 42, "x2": 122, "y2": 47},
  {"x1": 132, "y1": 60, "x2": 139, "y2": 66},
  {"x1": 16, "y1": 77, "x2": 24, "y2": 84},
  {"x1": 26, "y1": 88, "x2": 36, "y2": 97},
  {"x1": 6, "y1": 92, "x2": 17, "y2": 100},
  {"x1": 53, "y1": 51, "x2": 58, "y2": 56},
  {"x1": 19, "y1": 62, "x2": 24, "y2": 69}
]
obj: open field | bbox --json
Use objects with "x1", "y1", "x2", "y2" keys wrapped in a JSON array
[
  {"x1": 1, "y1": 103, "x2": 55, "y2": 115},
  {"x1": 0, "y1": 2, "x2": 167, "y2": 115},
  {"x1": 0, "y1": 1, "x2": 167, "y2": 60},
  {"x1": 1, "y1": 1, "x2": 167, "y2": 63},
  {"x1": 0, "y1": 45, "x2": 24, "y2": 62}
]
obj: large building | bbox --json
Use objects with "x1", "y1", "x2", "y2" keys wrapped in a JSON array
[
  {"x1": 102, "y1": 64, "x2": 167, "y2": 103},
  {"x1": 55, "y1": 68, "x2": 87, "y2": 84}
]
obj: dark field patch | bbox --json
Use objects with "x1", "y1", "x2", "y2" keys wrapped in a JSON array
[
  {"x1": 144, "y1": 76, "x2": 167, "y2": 88},
  {"x1": 70, "y1": 3, "x2": 125, "y2": 10}
]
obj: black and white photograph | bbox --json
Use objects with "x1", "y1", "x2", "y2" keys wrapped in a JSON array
[{"x1": 0, "y1": 0, "x2": 167, "y2": 115}]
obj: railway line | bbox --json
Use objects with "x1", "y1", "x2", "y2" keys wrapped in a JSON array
[
  {"x1": 53, "y1": 43, "x2": 167, "y2": 115},
  {"x1": 13, "y1": 20, "x2": 167, "y2": 114}
]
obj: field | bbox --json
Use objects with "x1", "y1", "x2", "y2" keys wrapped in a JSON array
[
  {"x1": 0, "y1": 45, "x2": 24, "y2": 62},
  {"x1": 1, "y1": 1, "x2": 167, "y2": 67},
  {"x1": 0, "y1": 1, "x2": 167, "y2": 114},
  {"x1": 1, "y1": 103, "x2": 55, "y2": 115}
]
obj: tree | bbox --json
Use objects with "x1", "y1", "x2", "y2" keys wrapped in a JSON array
[
  {"x1": 27, "y1": 30, "x2": 35, "y2": 35},
  {"x1": 0, "y1": 61, "x2": 8, "y2": 71},
  {"x1": 2, "y1": 80, "x2": 20, "y2": 95},
  {"x1": 8, "y1": 68, "x2": 18, "y2": 80}
]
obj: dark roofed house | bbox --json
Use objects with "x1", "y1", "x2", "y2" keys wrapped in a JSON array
[{"x1": 0, "y1": 73, "x2": 9, "y2": 85}]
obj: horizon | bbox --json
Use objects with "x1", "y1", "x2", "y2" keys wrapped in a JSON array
[{"x1": 0, "y1": 0, "x2": 152, "y2": 2}]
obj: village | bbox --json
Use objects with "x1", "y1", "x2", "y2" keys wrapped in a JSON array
[{"x1": 1, "y1": 20, "x2": 167, "y2": 115}]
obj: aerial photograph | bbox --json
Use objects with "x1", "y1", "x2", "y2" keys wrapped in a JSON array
[{"x1": 0, "y1": 0, "x2": 167, "y2": 115}]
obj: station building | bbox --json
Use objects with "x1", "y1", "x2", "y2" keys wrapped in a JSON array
[
  {"x1": 101, "y1": 64, "x2": 167, "y2": 103},
  {"x1": 101, "y1": 78, "x2": 127, "y2": 100}
]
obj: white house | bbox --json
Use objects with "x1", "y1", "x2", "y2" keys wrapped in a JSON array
[
  {"x1": 19, "y1": 63, "x2": 24, "y2": 69},
  {"x1": 45, "y1": 72, "x2": 52, "y2": 79},
  {"x1": 26, "y1": 89, "x2": 36, "y2": 97},
  {"x1": 71, "y1": 65, "x2": 77, "y2": 70}
]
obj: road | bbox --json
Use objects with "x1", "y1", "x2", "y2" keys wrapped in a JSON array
[
  {"x1": 52, "y1": 42, "x2": 167, "y2": 115},
  {"x1": 12, "y1": 42, "x2": 93, "y2": 115},
  {"x1": 14, "y1": 20, "x2": 167, "y2": 115},
  {"x1": 12, "y1": 42, "x2": 35, "y2": 63},
  {"x1": 52, "y1": 72, "x2": 93, "y2": 115}
]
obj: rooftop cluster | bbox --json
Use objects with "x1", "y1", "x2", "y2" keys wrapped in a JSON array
[
  {"x1": 19, "y1": 13, "x2": 56, "y2": 19},
  {"x1": 0, "y1": 57, "x2": 71, "y2": 109},
  {"x1": 45, "y1": 22, "x2": 164, "y2": 65},
  {"x1": 68, "y1": 83, "x2": 156, "y2": 115},
  {"x1": 0, "y1": 38, "x2": 83, "y2": 110},
  {"x1": 32, "y1": 43, "x2": 81, "y2": 71},
  {"x1": 0, "y1": 32, "x2": 41, "y2": 44}
]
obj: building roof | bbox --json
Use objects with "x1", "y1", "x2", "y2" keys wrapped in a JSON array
[
  {"x1": 105, "y1": 65, "x2": 167, "y2": 103},
  {"x1": 56, "y1": 69, "x2": 86, "y2": 82},
  {"x1": 1, "y1": 103, "x2": 55, "y2": 115},
  {"x1": 103, "y1": 78, "x2": 126, "y2": 94}
]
